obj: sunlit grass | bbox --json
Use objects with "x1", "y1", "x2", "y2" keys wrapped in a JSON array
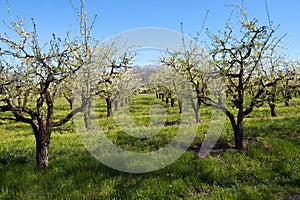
[{"x1": 0, "y1": 95, "x2": 299, "y2": 199}]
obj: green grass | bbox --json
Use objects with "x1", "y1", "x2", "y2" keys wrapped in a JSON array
[{"x1": 0, "y1": 94, "x2": 299, "y2": 199}]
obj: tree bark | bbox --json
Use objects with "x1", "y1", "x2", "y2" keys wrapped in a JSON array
[
  {"x1": 178, "y1": 99, "x2": 183, "y2": 114},
  {"x1": 191, "y1": 98, "x2": 200, "y2": 123},
  {"x1": 285, "y1": 98, "x2": 290, "y2": 107},
  {"x1": 120, "y1": 99, "x2": 124, "y2": 107},
  {"x1": 84, "y1": 100, "x2": 92, "y2": 130},
  {"x1": 32, "y1": 123, "x2": 50, "y2": 169},
  {"x1": 233, "y1": 125, "x2": 244, "y2": 150},
  {"x1": 64, "y1": 95, "x2": 74, "y2": 110},
  {"x1": 114, "y1": 100, "x2": 119, "y2": 111},
  {"x1": 268, "y1": 102, "x2": 277, "y2": 117},
  {"x1": 171, "y1": 98, "x2": 175, "y2": 107},
  {"x1": 106, "y1": 97, "x2": 113, "y2": 117},
  {"x1": 226, "y1": 111, "x2": 243, "y2": 149},
  {"x1": 161, "y1": 94, "x2": 165, "y2": 101}
]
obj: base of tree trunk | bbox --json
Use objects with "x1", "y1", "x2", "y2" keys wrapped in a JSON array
[
  {"x1": 234, "y1": 132, "x2": 244, "y2": 150},
  {"x1": 171, "y1": 98, "x2": 175, "y2": 107},
  {"x1": 269, "y1": 103, "x2": 277, "y2": 117},
  {"x1": 178, "y1": 99, "x2": 183, "y2": 114},
  {"x1": 106, "y1": 98, "x2": 113, "y2": 117},
  {"x1": 36, "y1": 141, "x2": 49, "y2": 169}
]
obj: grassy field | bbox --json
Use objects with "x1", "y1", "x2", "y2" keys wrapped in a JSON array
[{"x1": 0, "y1": 94, "x2": 299, "y2": 199}]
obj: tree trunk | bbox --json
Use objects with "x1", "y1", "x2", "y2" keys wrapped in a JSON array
[
  {"x1": 84, "y1": 100, "x2": 92, "y2": 130},
  {"x1": 165, "y1": 97, "x2": 169, "y2": 104},
  {"x1": 124, "y1": 97, "x2": 130, "y2": 105},
  {"x1": 106, "y1": 97, "x2": 113, "y2": 117},
  {"x1": 178, "y1": 99, "x2": 183, "y2": 114},
  {"x1": 32, "y1": 124, "x2": 50, "y2": 169},
  {"x1": 285, "y1": 98, "x2": 290, "y2": 107},
  {"x1": 156, "y1": 92, "x2": 159, "y2": 98},
  {"x1": 36, "y1": 136, "x2": 49, "y2": 168},
  {"x1": 171, "y1": 98, "x2": 175, "y2": 107},
  {"x1": 226, "y1": 111, "x2": 244, "y2": 150},
  {"x1": 268, "y1": 102, "x2": 277, "y2": 117},
  {"x1": 114, "y1": 100, "x2": 119, "y2": 111},
  {"x1": 161, "y1": 94, "x2": 165, "y2": 101},
  {"x1": 191, "y1": 99, "x2": 200, "y2": 123},
  {"x1": 233, "y1": 125, "x2": 243, "y2": 150}
]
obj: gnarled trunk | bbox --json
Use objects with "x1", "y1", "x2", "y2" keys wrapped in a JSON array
[
  {"x1": 36, "y1": 135, "x2": 49, "y2": 168},
  {"x1": 32, "y1": 123, "x2": 51, "y2": 169}
]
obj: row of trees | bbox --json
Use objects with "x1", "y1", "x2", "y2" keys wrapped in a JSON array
[
  {"x1": 0, "y1": 2, "x2": 299, "y2": 168},
  {"x1": 155, "y1": 5, "x2": 300, "y2": 149},
  {"x1": 0, "y1": 1, "x2": 135, "y2": 168}
]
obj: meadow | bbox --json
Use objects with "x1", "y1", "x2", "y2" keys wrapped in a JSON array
[{"x1": 0, "y1": 94, "x2": 299, "y2": 199}]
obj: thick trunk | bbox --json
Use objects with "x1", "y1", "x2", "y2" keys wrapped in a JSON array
[
  {"x1": 33, "y1": 124, "x2": 50, "y2": 169},
  {"x1": 36, "y1": 136, "x2": 49, "y2": 168},
  {"x1": 165, "y1": 97, "x2": 169, "y2": 104},
  {"x1": 106, "y1": 97, "x2": 113, "y2": 117},
  {"x1": 233, "y1": 125, "x2": 243, "y2": 150},
  {"x1": 268, "y1": 102, "x2": 277, "y2": 117},
  {"x1": 156, "y1": 92, "x2": 159, "y2": 98},
  {"x1": 226, "y1": 111, "x2": 244, "y2": 150}
]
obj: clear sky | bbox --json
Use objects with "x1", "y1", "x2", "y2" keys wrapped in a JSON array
[{"x1": 0, "y1": 0, "x2": 299, "y2": 65}]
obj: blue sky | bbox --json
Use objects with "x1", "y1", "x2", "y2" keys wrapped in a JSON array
[{"x1": 0, "y1": 0, "x2": 299, "y2": 65}]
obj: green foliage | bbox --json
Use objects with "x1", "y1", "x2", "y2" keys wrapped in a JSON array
[{"x1": 0, "y1": 95, "x2": 299, "y2": 199}]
